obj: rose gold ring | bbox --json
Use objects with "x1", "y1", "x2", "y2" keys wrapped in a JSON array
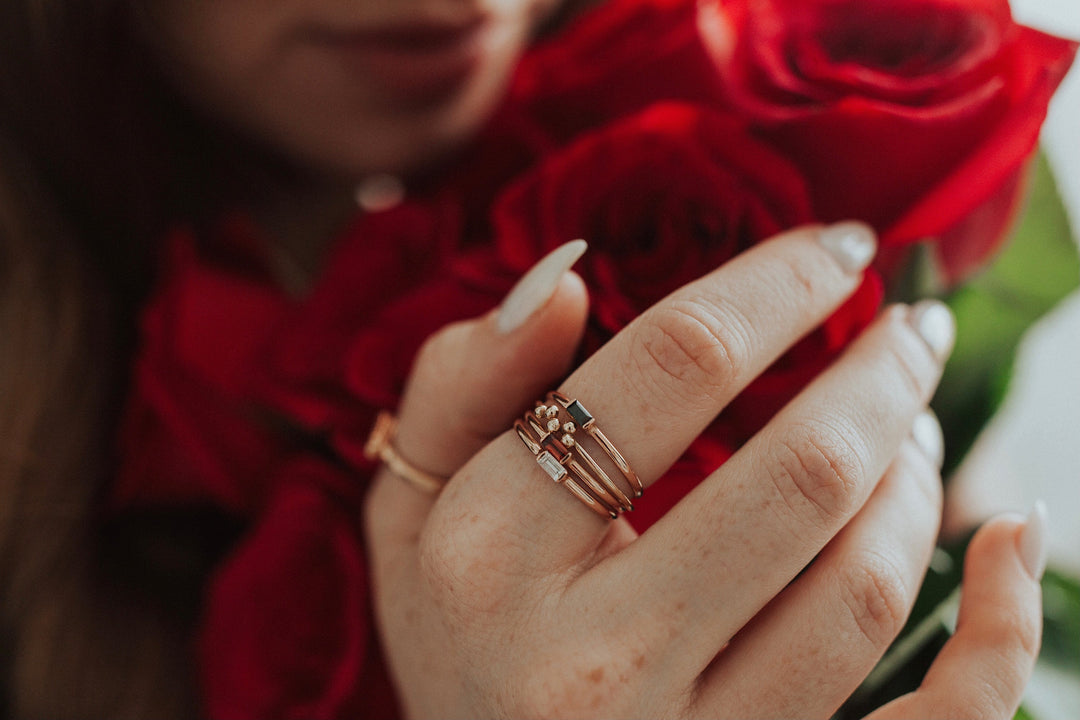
[
  {"x1": 514, "y1": 416, "x2": 619, "y2": 519},
  {"x1": 547, "y1": 391, "x2": 643, "y2": 497},
  {"x1": 364, "y1": 411, "x2": 447, "y2": 494},
  {"x1": 514, "y1": 392, "x2": 641, "y2": 519}
]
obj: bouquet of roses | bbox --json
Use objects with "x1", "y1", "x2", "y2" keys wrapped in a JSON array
[{"x1": 113, "y1": 0, "x2": 1079, "y2": 717}]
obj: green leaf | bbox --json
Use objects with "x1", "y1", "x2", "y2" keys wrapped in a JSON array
[
  {"x1": 932, "y1": 152, "x2": 1080, "y2": 476},
  {"x1": 1014, "y1": 703, "x2": 1038, "y2": 720},
  {"x1": 1041, "y1": 568, "x2": 1080, "y2": 674}
]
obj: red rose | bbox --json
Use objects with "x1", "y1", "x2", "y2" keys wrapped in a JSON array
[
  {"x1": 252, "y1": 198, "x2": 463, "y2": 438},
  {"x1": 494, "y1": 102, "x2": 817, "y2": 334},
  {"x1": 115, "y1": 217, "x2": 417, "y2": 719},
  {"x1": 504, "y1": 0, "x2": 726, "y2": 148},
  {"x1": 112, "y1": 220, "x2": 291, "y2": 513},
  {"x1": 199, "y1": 458, "x2": 396, "y2": 720},
  {"x1": 489, "y1": 101, "x2": 882, "y2": 445},
  {"x1": 701, "y1": 0, "x2": 1078, "y2": 282}
]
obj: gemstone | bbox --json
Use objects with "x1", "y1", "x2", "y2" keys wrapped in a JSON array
[
  {"x1": 545, "y1": 405, "x2": 560, "y2": 419},
  {"x1": 541, "y1": 434, "x2": 570, "y2": 460},
  {"x1": 566, "y1": 400, "x2": 594, "y2": 428},
  {"x1": 562, "y1": 434, "x2": 575, "y2": 447},
  {"x1": 536, "y1": 451, "x2": 567, "y2": 481},
  {"x1": 547, "y1": 418, "x2": 561, "y2": 433},
  {"x1": 563, "y1": 422, "x2": 576, "y2": 434},
  {"x1": 534, "y1": 405, "x2": 547, "y2": 418}
]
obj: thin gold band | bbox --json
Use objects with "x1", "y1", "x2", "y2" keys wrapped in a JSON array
[{"x1": 364, "y1": 411, "x2": 447, "y2": 494}]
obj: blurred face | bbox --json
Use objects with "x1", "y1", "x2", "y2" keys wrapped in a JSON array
[{"x1": 143, "y1": 0, "x2": 561, "y2": 178}]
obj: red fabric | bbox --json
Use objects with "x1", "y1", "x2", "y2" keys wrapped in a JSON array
[{"x1": 111, "y1": 1, "x2": 1075, "y2": 718}]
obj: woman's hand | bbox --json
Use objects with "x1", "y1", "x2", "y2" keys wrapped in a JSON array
[{"x1": 364, "y1": 225, "x2": 1044, "y2": 719}]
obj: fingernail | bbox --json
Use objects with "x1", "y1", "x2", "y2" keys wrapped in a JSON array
[
  {"x1": 909, "y1": 300, "x2": 955, "y2": 362},
  {"x1": 496, "y1": 240, "x2": 587, "y2": 334},
  {"x1": 1018, "y1": 500, "x2": 1048, "y2": 581},
  {"x1": 818, "y1": 221, "x2": 877, "y2": 274},
  {"x1": 910, "y1": 409, "x2": 944, "y2": 469}
]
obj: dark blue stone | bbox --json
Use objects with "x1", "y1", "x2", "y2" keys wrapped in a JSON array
[{"x1": 566, "y1": 400, "x2": 594, "y2": 428}]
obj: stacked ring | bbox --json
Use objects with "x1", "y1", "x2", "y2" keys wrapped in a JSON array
[
  {"x1": 514, "y1": 393, "x2": 642, "y2": 518},
  {"x1": 548, "y1": 391, "x2": 644, "y2": 497}
]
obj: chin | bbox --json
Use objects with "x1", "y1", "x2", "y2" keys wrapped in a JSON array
[{"x1": 301, "y1": 60, "x2": 516, "y2": 181}]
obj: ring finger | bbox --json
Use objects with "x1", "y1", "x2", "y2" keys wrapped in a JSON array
[{"x1": 447, "y1": 222, "x2": 878, "y2": 567}]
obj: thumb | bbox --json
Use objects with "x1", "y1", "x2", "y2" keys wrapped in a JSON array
[{"x1": 366, "y1": 241, "x2": 590, "y2": 538}]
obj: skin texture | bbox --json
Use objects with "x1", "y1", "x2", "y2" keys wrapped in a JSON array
[
  {"x1": 137, "y1": 2, "x2": 1043, "y2": 717},
  {"x1": 365, "y1": 227, "x2": 1042, "y2": 719},
  {"x1": 142, "y1": 0, "x2": 562, "y2": 178}
]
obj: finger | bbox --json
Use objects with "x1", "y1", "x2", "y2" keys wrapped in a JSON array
[
  {"x1": 364, "y1": 241, "x2": 589, "y2": 554},
  {"x1": 692, "y1": 428, "x2": 943, "y2": 719},
  {"x1": 866, "y1": 506, "x2": 1046, "y2": 720},
  {"x1": 592, "y1": 300, "x2": 952, "y2": 676},
  {"x1": 458, "y1": 222, "x2": 877, "y2": 565}
]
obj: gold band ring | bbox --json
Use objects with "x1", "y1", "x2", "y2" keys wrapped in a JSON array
[{"x1": 364, "y1": 411, "x2": 447, "y2": 494}]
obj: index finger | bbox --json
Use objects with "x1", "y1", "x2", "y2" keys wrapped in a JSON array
[{"x1": 458, "y1": 221, "x2": 877, "y2": 567}]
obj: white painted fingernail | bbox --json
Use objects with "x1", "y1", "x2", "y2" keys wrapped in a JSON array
[
  {"x1": 910, "y1": 300, "x2": 955, "y2": 362},
  {"x1": 1018, "y1": 500, "x2": 1048, "y2": 581},
  {"x1": 496, "y1": 240, "x2": 587, "y2": 334},
  {"x1": 911, "y1": 409, "x2": 944, "y2": 469},
  {"x1": 818, "y1": 221, "x2": 877, "y2": 274}
]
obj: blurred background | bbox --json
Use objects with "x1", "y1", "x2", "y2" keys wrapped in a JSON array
[{"x1": 949, "y1": 0, "x2": 1080, "y2": 715}]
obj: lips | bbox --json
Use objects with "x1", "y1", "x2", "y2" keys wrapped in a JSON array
[{"x1": 310, "y1": 17, "x2": 491, "y2": 107}]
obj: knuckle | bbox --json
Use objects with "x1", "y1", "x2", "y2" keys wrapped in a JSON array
[
  {"x1": 416, "y1": 527, "x2": 461, "y2": 597},
  {"x1": 899, "y1": 443, "x2": 944, "y2": 515},
  {"x1": 931, "y1": 685, "x2": 1014, "y2": 720},
  {"x1": 769, "y1": 423, "x2": 863, "y2": 529},
  {"x1": 415, "y1": 520, "x2": 488, "y2": 610},
  {"x1": 879, "y1": 317, "x2": 941, "y2": 402},
  {"x1": 417, "y1": 512, "x2": 528, "y2": 616},
  {"x1": 634, "y1": 300, "x2": 750, "y2": 404},
  {"x1": 943, "y1": 644, "x2": 1033, "y2": 720},
  {"x1": 774, "y1": 243, "x2": 835, "y2": 300},
  {"x1": 983, "y1": 607, "x2": 1042, "y2": 662},
  {"x1": 840, "y1": 553, "x2": 910, "y2": 648}
]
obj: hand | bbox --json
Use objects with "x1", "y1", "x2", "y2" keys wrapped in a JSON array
[{"x1": 364, "y1": 225, "x2": 1043, "y2": 719}]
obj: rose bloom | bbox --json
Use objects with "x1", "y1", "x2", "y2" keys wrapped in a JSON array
[
  {"x1": 699, "y1": 0, "x2": 1078, "y2": 282},
  {"x1": 343, "y1": 102, "x2": 881, "y2": 531}
]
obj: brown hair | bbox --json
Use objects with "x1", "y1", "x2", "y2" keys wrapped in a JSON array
[
  {"x1": 0, "y1": 1, "x2": 608, "y2": 715},
  {"x1": 0, "y1": 2, "x2": 232, "y2": 716}
]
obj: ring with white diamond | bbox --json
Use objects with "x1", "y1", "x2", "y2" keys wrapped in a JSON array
[
  {"x1": 514, "y1": 416, "x2": 620, "y2": 519},
  {"x1": 546, "y1": 391, "x2": 643, "y2": 498},
  {"x1": 533, "y1": 396, "x2": 634, "y2": 513}
]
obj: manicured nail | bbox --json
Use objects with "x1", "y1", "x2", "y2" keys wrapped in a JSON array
[
  {"x1": 818, "y1": 221, "x2": 877, "y2": 274},
  {"x1": 1018, "y1": 500, "x2": 1048, "y2": 581},
  {"x1": 911, "y1": 409, "x2": 944, "y2": 469},
  {"x1": 496, "y1": 240, "x2": 587, "y2": 334},
  {"x1": 909, "y1": 300, "x2": 955, "y2": 362}
]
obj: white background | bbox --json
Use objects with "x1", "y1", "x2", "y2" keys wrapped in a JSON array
[{"x1": 951, "y1": 0, "x2": 1080, "y2": 714}]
